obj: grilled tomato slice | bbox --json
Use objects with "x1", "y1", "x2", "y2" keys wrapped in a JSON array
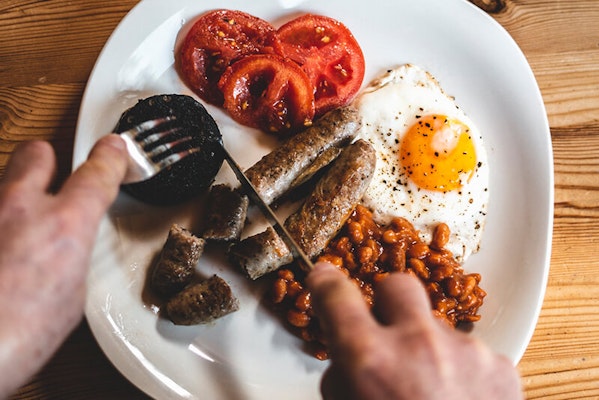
[
  {"x1": 277, "y1": 14, "x2": 365, "y2": 116},
  {"x1": 218, "y1": 54, "x2": 315, "y2": 135},
  {"x1": 176, "y1": 9, "x2": 281, "y2": 105}
]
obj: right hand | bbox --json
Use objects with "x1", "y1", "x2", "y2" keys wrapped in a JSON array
[{"x1": 306, "y1": 261, "x2": 523, "y2": 400}]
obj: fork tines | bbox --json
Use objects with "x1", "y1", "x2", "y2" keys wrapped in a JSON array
[
  {"x1": 122, "y1": 116, "x2": 193, "y2": 158},
  {"x1": 119, "y1": 116, "x2": 202, "y2": 183}
]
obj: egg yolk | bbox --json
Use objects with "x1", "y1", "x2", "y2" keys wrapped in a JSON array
[{"x1": 400, "y1": 114, "x2": 477, "y2": 192}]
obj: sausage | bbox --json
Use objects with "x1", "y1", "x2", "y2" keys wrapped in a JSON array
[
  {"x1": 150, "y1": 224, "x2": 205, "y2": 297},
  {"x1": 230, "y1": 139, "x2": 376, "y2": 279},
  {"x1": 244, "y1": 105, "x2": 362, "y2": 205},
  {"x1": 228, "y1": 227, "x2": 294, "y2": 280},
  {"x1": 286, "y1": 139, "x2": 377, "y2": 263},
  {"x1": 165, "y1": 275, "x2": 239, "y2": 325},
  {"x1": 202, "y1": 184, "x2": 249, "y2": 241}
]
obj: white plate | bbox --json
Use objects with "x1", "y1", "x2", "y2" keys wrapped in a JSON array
[{"x1": 74, "y1": 0, "x2": 553, "y2": 398}]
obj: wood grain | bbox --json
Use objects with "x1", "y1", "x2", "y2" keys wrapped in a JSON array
[
  {"x1": 552, "y1": 124, "x2": 599, "y2": 218},
  {"x1": 517, "y1": 121, "x2": 599, "y2": 398},
  {"x1": 494, "y1": 0, "x2": 599, "y2": 128},
  {"x1": 0, "y1": 85, "x2": 81, "y2": 182},
  {"x1": 0, "y1": 1, "x2": 134, "y2": 87},
  {"x1": 1, "y1": 0, "x2": 599, "y2": 399}
]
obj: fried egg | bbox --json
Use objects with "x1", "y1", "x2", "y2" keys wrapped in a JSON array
[{"x1": 354, "y1": 64, "x2": 489, "y2": 261}]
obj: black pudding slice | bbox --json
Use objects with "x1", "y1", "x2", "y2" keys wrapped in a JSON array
[{"x1": 115, "y1": 94, "x2": 224, "y2": 205}]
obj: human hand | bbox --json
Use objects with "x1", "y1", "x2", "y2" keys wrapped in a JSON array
[
  {"x1": 306, "y1": 261, "x2": 523, "y2": 400},
  {"x1": 0, "y1": 135, "x2": 127, "y2": 398}
]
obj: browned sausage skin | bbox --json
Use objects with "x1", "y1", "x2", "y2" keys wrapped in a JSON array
[
  {"x1": 202, "y1": 183, "x2": 249, "y2": 242},
  {"x1": 230, "y1": 139, "x2": 376, "y2": 279},
  {"x1": 229, "y1": 227, "x2": 294, "y2": 280},
  {"x1": 286, "y1": 139, "x2": 376, "y2": 266},
  {"x1": 166, "y1": 275, "x2": 239, "y2": 325},
  {"x1": 244, "y1": 106, "x2": 362, "y2": 205},
  {"x1": 150, "y1": 224, "x2": 205, "y2": 297}
]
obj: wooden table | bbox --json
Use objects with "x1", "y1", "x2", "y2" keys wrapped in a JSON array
[{"x1": 1, "y1": 0, "x2": 598, "y2": 398}]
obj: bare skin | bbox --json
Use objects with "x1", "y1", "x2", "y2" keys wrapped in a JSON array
[
  {"x1": 0, "y1": 136, "x2": 127, "y2": 398},
  {"x1": 0, "y1": 135, "x2": 522, "y2": 399},
  {"x1": 306, "y1": 261, "x2": 523, "y2": 400}
]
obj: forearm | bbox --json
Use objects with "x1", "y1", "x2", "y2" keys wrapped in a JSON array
[
  {"x1": 0, "y1": 263, "x2": 85, "y2": 398},
  {"x1": 0, "y1": 136, "x2": 127, "y2": 398},
  {"x1": 0, "y1": 319, "x2": 65, "y2": 399}
]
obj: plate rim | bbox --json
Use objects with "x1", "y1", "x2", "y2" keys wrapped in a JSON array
[{"x1": 76, "y1": 0, "x2": 554, "y2": 398}]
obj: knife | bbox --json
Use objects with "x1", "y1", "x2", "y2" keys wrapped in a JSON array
[{"x1": 220, "y1": 145, "x2": 315, "y2": 271}]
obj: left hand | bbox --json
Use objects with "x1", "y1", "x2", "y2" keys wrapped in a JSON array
[{"x1": 0, "y1": 135, "x2": 127, "y2": 398}]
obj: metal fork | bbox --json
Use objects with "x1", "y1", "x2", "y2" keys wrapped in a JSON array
[
  {"x1": 118, "y1": 117, "x2": 200, "y2": 184},
  {"x1": 117, "y1": 117, "x2": 314, "y2": 269},
  {"x1": 220, "y1": 145, "x2": 315, "y2": 271}
]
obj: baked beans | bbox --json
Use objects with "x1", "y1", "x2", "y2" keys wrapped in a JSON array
[{"x1": 270, "y1": 205, "x2": 486, "y2": 360}]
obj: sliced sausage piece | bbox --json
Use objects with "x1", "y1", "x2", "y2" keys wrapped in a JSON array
[
  {"x1": 165, "y1": 275, "x2": 239, "y2": 325},
  {"x1": 228, "y1": 227, "x2": 294, "y2": 280},
  {"x1": 230, "y1": 139, "x2": 376, "y2": 279},
  {"x1": 150, "y1": 224, "x2": 205, "y2": 297},
  {"x1": 244, "y1": 105, "x2": 361, "y2": 205},
  {"x1": 202, "y1": 184, "x2": 249, "y2": 241}
]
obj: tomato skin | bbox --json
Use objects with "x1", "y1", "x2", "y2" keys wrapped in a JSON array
[
  {"x1": 276, "y1": 14, "x2": 365, "y2": 116},
  {"x1": 176, "y1": 9, "x2": 281, "y2": 105},
  {"x1": 177, "y1": 10, "x2": 364, "y2": 136},
  {"x1": 218, "y1": 54, "x2": 315, "y2": 135}
]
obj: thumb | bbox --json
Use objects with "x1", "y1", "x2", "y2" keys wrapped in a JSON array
[{"x1": 59, "y1": 135, "x2": 127, "y2": 222}]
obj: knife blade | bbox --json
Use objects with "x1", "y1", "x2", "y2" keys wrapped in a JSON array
[{"x1": 221, "y1": 145, "x2": 315, "y2": 271}]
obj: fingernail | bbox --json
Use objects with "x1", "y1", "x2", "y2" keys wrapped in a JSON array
[
  {"x1": 102, "y1": 134, "x2": 126, "y2": 151},
  {"x1": 313, "y1": 261, "x2": 337, "y2": 272}
]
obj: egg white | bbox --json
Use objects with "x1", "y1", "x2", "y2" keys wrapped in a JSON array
[{"x1": 354, "y1": 64, "x2": 489, "y2": 261}]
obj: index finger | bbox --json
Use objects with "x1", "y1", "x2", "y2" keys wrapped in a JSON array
[
  {"x1": 374, "y1": 272, "x2": 433, "y2": 326},
  {"x1": 1, "y1": 141, "x2": 57, "y2": 191},
  {"x1": 58, "y1": 135, "x2": 127, "y2": 222},
  {"x1": 306, "y1": 261, "x2": 378, "y2": 349}
]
